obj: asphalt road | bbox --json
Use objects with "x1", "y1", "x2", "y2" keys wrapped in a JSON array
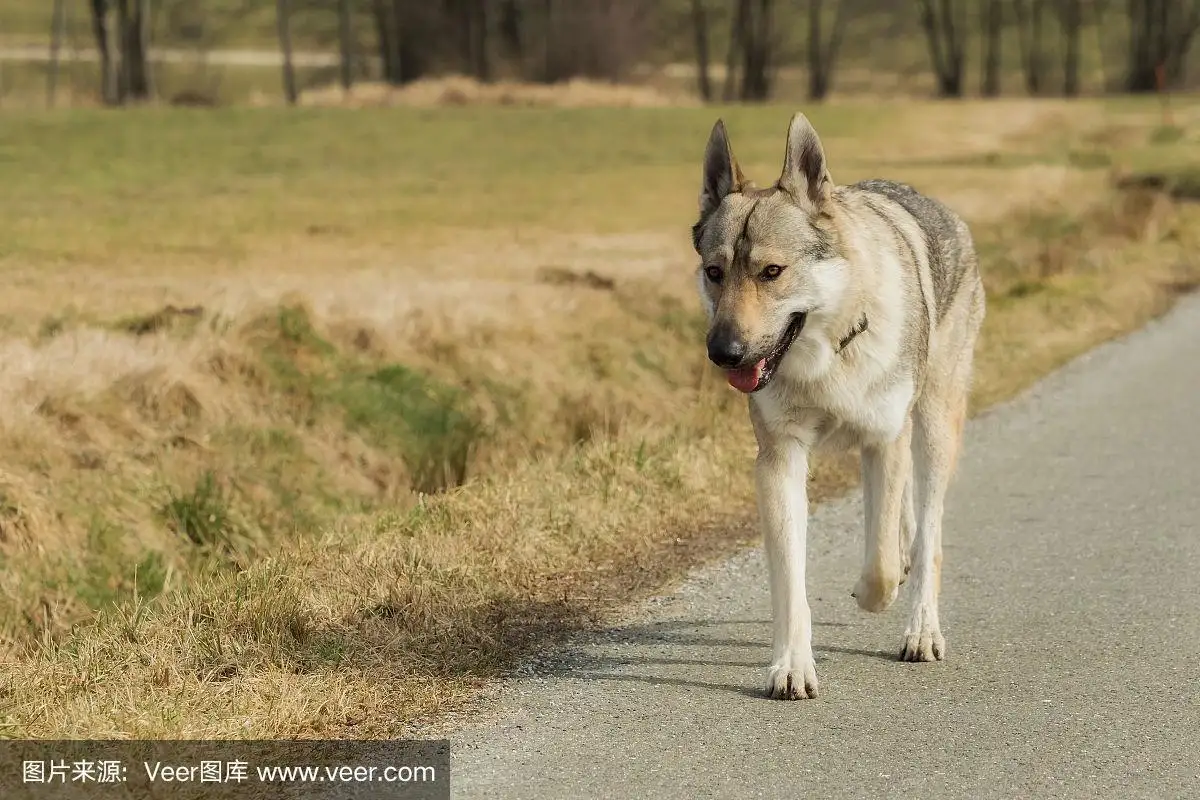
[{"x1": 449, "y1": 294, "x2": 1200, "y2": 800}]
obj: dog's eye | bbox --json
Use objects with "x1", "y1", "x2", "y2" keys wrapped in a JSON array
[
  {"x1": 760, "y1": 264, "x2": 786, "y2": 280},
  {"x1": 704, "y1": 266, "x2": 724, "y2": 283}
]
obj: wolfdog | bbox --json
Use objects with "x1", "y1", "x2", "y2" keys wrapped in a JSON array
[{"x1": 692, "y1": 112, "x2": 985, "y2": 700}]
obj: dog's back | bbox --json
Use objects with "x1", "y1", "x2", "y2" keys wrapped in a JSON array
[{"x1": 848, "y1": 178, "x2": 981, "y2": 328}]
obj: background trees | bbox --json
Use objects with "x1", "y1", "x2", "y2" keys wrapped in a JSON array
[{"x1": 14, "y1": 0, "x2": 1199, "y2": 106}]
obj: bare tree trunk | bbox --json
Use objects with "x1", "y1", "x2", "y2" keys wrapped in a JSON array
[
  {"x1": 1058, "y1": 0, "x2": 1082, "y2": 95},
  {"x1": 808, "y1": 0, "x2": 849, "y2": 100},
  {"x1": 1014, "y1": 0, "x2": 1046, "y2": 94},
  {"x1": 276, "y1": 0, "x2": 297, "y2": 104},
  {"x1": 543, "y1": 0, "x2": 553, "y2": 83},
  {"x1": 465, "y1": 0, "x2": 490, "y2": 82},
  {"x1": 114, "y1": 0, "x2": 150, "y2": 101},
  {"x1": 809, "y1": 0, "x2": 825, "y2": 99},
  {"x1": 374, "y1": 0, "x2": 433, "y2": 86},
  {"x1": 916, "y1": 0, "x2": 966, "y2": 96},
  {"x1": 940, "y1": 0, "x2": 966, "y2": 95},
  {"x1": 338, "y1": 0, "x2": 354, "y2": 92},
  {"x1": 477, "y1": 0, "x2": 492, "y2": 82},
  {"x1": 691, "y1": 0, "x2": 713, "y2": 101},
  {"x1": 1171, "y1": 1, "x2": 1200, "y2": 84},
  {"x1": 1126, "y1": 0, "x2": 1162, "y2": 92},
  {"x1": 1128, "y1": 0, "x2": 1147, "y2": 91},
  {"x1": 48, "y1": 0, "x2": 67, "y2": 108},
  {"x1": 759, "y1": 0, "x2": 777, "y2": 97},
  {"x1": 91, "y1": 0, "x2": 119, "y2": 105},
  {"x1": 740, "y1": 0, "x2": 775, "y2": 101},
  {"x1": 372, "y1": 0, "x2": 399, "y2": 84},
  {"x1": 1093, "y1": 0, "x2": 1110, "y2": 89},
  {"x1": 65, "y1": 0, "x2": 80, "y2": 108},
  {"x1": 116, "y1": 0, "x2": 131, "y2": 99},
  {"x1": 498, "y1": 0, "x2": 523, "y2": 65},
  {"x1": 372, "y1": 0, "x2": 389, "y2": 80},
  {"x1": 384, "y1": 0, "x2": 432, "y2": 85},
  {"x1": 141, "y1": 0, "x2": 154, "y2": 99},
  {"x1": 1135, "y1": 0, "x2": 1200, "y2": 89},
  {"x1": 1155, "y1": 0, "x2": 1170, "y2": 82},
  {"x1": 980, "y1": 0, "x2": 1002, "y2": 96},
  {"x1": 724, "y1": 0, "x2": 750, "y2": 100}
]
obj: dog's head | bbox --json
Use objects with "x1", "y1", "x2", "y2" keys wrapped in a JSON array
[{"x1": 692, "y1": 112, "x2": 848, "y2": 394}]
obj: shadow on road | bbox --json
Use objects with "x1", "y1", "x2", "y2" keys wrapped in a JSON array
[
  {"x1": 555, "y1": 618, "x2": 898, "y2": 699},
  {"x1": 574, "y1": 671, "x2": 769, "y2": 699}
]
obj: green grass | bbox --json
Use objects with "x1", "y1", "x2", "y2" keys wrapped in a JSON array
[
  {"x1": 4, "y1": 97, "x2": 1191, "y2": 272},
  {"x1": 336, "y1": 365, "x2": 483, "y2": 494},
  {"x1": 160, "y1": 470, "x2": 242, "y2": 552},
  {"x1": 0, "y1": 103, "x2": 888, "y2": 267},
  {"x1": 254, "y1": 304, "x2": 487, "y2": 493}
]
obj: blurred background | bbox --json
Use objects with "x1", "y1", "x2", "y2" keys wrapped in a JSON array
[{"x1": 1, "y1": 0, "x2": 1198, "y2": 108}]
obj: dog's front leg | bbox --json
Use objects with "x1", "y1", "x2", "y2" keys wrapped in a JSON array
[{"x1": 756, "y1": 436, "x2": 818, "y2": 700}]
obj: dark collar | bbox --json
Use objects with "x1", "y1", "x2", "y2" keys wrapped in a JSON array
[{"x1": 835, "y1": 314, "x2": 869, "y2": 354}]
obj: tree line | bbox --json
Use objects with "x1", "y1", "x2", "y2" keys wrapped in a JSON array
[
  {"x1": 691, "y1": 0, "x2": 1200, "y2": 100},
  {"x1": 914, "y1": 0, "x2": 1200, "y2": 98},
  {"x1": 60, "y1": 0, "x2": 1200, "y2": 106}
]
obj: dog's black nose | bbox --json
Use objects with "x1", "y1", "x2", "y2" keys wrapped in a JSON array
[{"x1": 707, "y1": 326, "x2": 748, "y2": 368}]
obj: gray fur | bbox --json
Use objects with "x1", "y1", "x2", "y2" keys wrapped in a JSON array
[
  {"x1": 851, "y1": 179, "x2": 974, "y2": 322},
  {"x1": 846, "y1": 188, "x2": 933, "y2": 378}
]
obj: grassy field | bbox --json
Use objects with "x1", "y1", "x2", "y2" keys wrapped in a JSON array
[{"x1": 0, "y1": 97, "x2": 1198, "y2": 737}]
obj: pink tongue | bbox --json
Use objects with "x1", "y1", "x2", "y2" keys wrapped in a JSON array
[{"x1": 726, "y1": 359, "x2": 766, "y2": 393}]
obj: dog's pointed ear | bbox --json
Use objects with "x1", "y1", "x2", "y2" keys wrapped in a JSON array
[
  {"x1": 699, "y1": 119, "x2": 746, "y2": 220},
  {"x1": 778, "y1": 112, "x2": 833, "y2": 208}
]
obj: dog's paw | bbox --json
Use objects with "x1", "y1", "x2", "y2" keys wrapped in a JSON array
[
  {"x1": 899, "y1": 627, "x2": 945, "y2": 662},
  {"x1": 764, "y1": 652, "x2": 819, "y2": 700},
  {"x1": 851, "y1": 567, "x2": 900, "y2": 613}
]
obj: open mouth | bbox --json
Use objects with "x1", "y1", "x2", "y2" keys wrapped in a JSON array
[{"x1": 726, "y1": 312, "x2": 808, "y2": 394}]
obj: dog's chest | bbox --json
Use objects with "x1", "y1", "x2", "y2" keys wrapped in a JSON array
[{"x1": 756, "y1": 373, "x2": 913, "y2": 450}]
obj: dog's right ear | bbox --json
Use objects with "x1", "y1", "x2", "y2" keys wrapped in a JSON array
[
  {"x1": 699, "y1": 119, "x2": 745, "y2": 222},
  {"x1": 778, "y1": 112, "x2": 833, "y2": 209}
]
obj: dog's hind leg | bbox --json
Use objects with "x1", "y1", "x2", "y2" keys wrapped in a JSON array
[
  {"x1": 902, "y1": 360, "x2": 971, "y2": 662},
  {"x1": 853, "y1": 416, "x2": 910, "y2": 612}
]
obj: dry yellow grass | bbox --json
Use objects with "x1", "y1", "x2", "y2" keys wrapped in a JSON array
[
  {"x1": 0, "y1": 97, "x2": 1197, "y2": 737},
  {"x1": 292, "y1": 76, "x2": 696, "y2": 109}
]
